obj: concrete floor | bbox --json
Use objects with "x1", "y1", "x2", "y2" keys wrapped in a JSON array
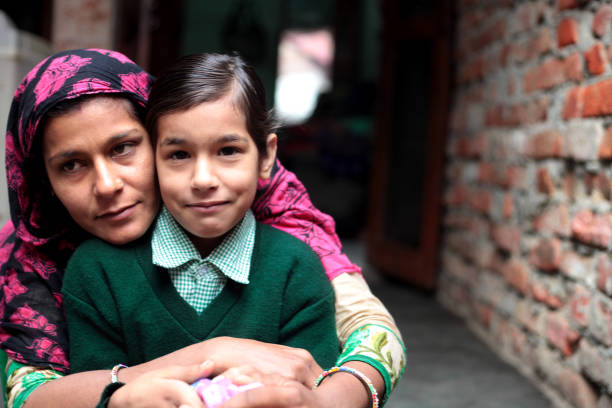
[{"x1": 344, "y1": 240, "x2": 552, "y2": 408}]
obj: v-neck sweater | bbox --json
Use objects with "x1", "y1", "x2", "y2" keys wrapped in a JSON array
[{"x1": 63, "y1": 223, "x2": 339, "y2": 373}]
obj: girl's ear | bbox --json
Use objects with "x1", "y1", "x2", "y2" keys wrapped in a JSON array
[{"x1": 259, "y1": 133, "x2": 278, "y2": 179}]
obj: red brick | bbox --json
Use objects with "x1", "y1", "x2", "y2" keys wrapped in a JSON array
[
  {"x1": 515, "y1": 300, "x2": 539, "y2": 332},
  {"x1": 478, "y1": 163, "x2": 496, "y2": 184},
  {"x1": 563, "y1": 86, "x2": 585, "y2": 119},
  {"x1": 470, "y1": 19, "x2": 506, "y2": 53},
  {"x1": 583, "y1": 78, "x2": 612, "y2": 117},
  {"x1": 558, "y1": 367, "x2": 598, "y2": 408},
  {"x1": 545, "y1": 313, "x2": 580, "y2": 356},
  {"x1": 536, "y1": 167, "x2": 555, "y2": 195},
  {"x1": 571, "y1": 209, "x2": 612, "y2": 248},
  {"x1": 499, "y1": 166, "x2": 526, "y2": 189},
  {"x1": 491, "y1": 224, "x2": 521, "y2": 254},
  {"x1": 585, "y1": 43, "x2": 607, "y2": 76},
  {"x1": 469, "y1": 190, "x2": 492, "y2": 214},
  {"x1": 577, "y1": 338, "x2": 610, "y2": 390},
  {"x1": 564, "y1": 52, "x2": 584, "y2": 82},
  {"x1": 524, "y1": 58, "x2": 567, "y2": 93},
  {"x1": 563, "y1": 173, "x2": 577, "y2": 200},
  {"x1": 557, "y1": 0, "x2": 580, "y2": 10},
  {"x1": 558, "y1": 18, "x2": 579, "y2": 47},
  {"x1": 593, "y1": 5, "x2": 612, "y2": 38},
  {"x1": 527, "y1": 130, "x2": 564, "y2": 159},
  {"x1": 527, "y1": 29, "x2": 553, "y2": 59},
  {"x1": 529, "y1": 238, "x2": 562, "y2": 272},
  {"x1": 502, "y1": 259, "x2": 530, "y2": 294},
  {"x1": 560, "y1": 251, "x2": 593, "y2": 280},
  {"x1": 474, "y1": 302, "x2": 492, "y2": 327},
  {"x1": 591, "y1": 299, "x2": 612, "y2": 346},
  {"x1": 568, "y1": 285, "x2": 591, "y2": 327},
  {"x1": 534, "y1": 204, "x2": 572, "y2": 238},
  {"x1": 531, "y1": 280, "x2": 564, "y2": 309},
  {"x1": 507, "y1": 324, "x2": 529, "y2": 359},
  {"x1": 598, "y1": 126, "x2": 612, "y2": 158},
  {"x1": 444, "y1": 184, "x2": 468, "y2": 206},
  {"x1": 503, "y1": 193, "x2": 514, "y2": 219},
  {"x1": 596, "y1": 253, "x2": 612, "y2": 296},
  {"x1": 458, "y1": 57, "x2": 484, "y2": 84}
]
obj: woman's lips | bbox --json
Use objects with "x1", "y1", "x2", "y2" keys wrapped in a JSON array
[{"x1": 97, "y1": 202, "x2": 139, "y2": 221}]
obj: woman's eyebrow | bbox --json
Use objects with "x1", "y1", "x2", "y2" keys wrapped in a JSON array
[{"x1": 47, "y1": 129, "x2": 142, "y2": 163}]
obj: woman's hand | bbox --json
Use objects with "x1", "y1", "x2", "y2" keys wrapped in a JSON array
[
  {"x1": 128, "y1": 337, "x2": 321, "y2": 388},
  {"x1": 201, "y1": 337, "x2": 322, "y2": 387},
  {"x1": 109, "y1": 361, "x2": 214, "y2": 408},
  {"x1": 217, "y1": 381, "x2": 327, "y2": 408}
]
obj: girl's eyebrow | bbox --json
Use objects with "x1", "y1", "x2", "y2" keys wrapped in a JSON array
[
  {"x1": 159, "y1": 134, "x2": 248, "y2": 146},
  {"x1": 159, "y1": 137, "x2": 185, "y2": 146}
]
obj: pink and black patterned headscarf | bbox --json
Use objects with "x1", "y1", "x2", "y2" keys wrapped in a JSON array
[{"x1": 0, "y1": 49, "x2": 152, "y2": 371}]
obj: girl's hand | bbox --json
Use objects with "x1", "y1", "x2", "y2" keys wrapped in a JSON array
[{"x1": 109, "y1": 361, "x2": 214, "y2": 408}]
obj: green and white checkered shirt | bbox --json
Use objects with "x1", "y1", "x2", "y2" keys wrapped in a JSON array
[{"x1": 151, "y1": 206, "x2": 256, "y2": 314}]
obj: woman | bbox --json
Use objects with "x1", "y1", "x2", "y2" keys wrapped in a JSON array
[{"x1": 0, "y1": 49, "x2": 404, "y2": 407}]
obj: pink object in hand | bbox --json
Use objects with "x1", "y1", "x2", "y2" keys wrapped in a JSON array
[{"x1": 192, "y1": 376, "x2": 263, "y2": 408}]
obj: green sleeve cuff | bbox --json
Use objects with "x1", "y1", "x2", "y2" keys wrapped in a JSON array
[{"x1": 336, "y1": 324, "x2": 407, "y2": 404}]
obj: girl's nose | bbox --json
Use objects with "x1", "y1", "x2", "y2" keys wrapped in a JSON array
[
  {"x1": 93, "y1": 160, "x2": 123, "y2": 196},
  {"x1": 191, "y1": 157, "x2": 219, "y2": 191}
]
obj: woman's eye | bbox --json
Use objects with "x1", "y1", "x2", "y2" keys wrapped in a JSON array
[
  {"x1": 170, "y1": 150, "x2": 190, "y2": 160},
  {"x1": 112, "y1": 142, "x2": 135, "y2": 157},
  {"x1": 61, "y1": 160, "x2": 83, "y2": 173},
  {"x1": 219, "y1": 146, "x2": 239, "y2": 156}
]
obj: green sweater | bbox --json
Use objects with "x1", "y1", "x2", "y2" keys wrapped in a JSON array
[{"x1": 63, "y1": 223, "x2": 339, "y2": 373}]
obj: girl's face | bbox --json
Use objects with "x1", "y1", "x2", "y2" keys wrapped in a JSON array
[
  {"x1": 155, "y1": 92, "x2": 276, "y2": 255},
  {"x1": 43, "y1": 97, "x2": 159, "y2": 245}
]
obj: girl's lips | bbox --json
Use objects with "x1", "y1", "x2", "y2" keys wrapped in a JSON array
[
  {"x1": 186, "y1": 201, "x2": 229, "y2": 213},
  {"x1": 97, "y1": 202, "x2": 139, "y2": 221}
]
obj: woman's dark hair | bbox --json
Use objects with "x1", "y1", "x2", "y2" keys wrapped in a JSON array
[{"x1": 145, "y1": 53, "x2": 278, "y2": 157}]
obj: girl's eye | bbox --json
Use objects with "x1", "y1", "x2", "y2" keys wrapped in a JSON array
[
  {"x1": 61, "y1": 160, "x2": 84, "y2": 174},
  {"x1": 112, "y1": 142, "x2": 136, "y2": 157},
  {"x1": 219, "y1": 146, "x2": 239, "y2": 156},
  {"x1": 170, "y1": 150, "x2": 190, "y2": 160}
]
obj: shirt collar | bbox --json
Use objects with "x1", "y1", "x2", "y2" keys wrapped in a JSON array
[{"x1": 151, "y1": 206, "x2": 256, "y2": 284}]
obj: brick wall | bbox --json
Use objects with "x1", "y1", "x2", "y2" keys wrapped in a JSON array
[{"x1": 438, "y1": 1, "x2": 612, "y2": 407}]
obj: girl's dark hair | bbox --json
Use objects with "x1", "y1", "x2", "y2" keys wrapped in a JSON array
[{"x1": 145, "y1": 53, "x2": 278, "y2": 156}]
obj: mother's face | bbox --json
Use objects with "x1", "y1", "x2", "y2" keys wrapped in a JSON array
[{"x1": 42, "y1": 97, "x2": 159, "y2": 245}]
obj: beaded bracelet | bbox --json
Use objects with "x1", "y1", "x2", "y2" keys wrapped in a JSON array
[
  {"x1": 111, "y1": 364, "x2": 128, "y2": 383},
  {"x1": 313, "y1": 366, "x2": 379, "y2": 408}
]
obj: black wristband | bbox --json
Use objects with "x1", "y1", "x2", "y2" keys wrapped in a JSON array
[{"x1": 97, "y1": 381, "x2": 125, "y2": 408}]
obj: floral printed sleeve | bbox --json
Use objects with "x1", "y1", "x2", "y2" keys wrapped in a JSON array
[
  {"x1": 331, "y1": 273, "x2": 406, "y2": 404},
  {"x1": 337, "y1": 324, "x2": 406, "y2": 404},
  {"x1": 6, "y1": 359, "x2": 63, "y2": 408}
]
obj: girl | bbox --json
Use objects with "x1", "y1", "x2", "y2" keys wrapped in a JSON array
[{"x1": 1, "y1": 49, "x2": 404, "y2": 408}]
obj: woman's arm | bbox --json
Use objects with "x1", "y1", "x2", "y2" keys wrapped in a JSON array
[{"x1": 8, "y1": 337, "x2": 325, "y2": 408}]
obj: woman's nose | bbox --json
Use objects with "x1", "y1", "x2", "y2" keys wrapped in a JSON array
[
  {"x1": 191, "y1": 157, "x2": 218, "y2": 191},
  {"x1": 93, "y1": 160, "x2": 123, "y2": 196}
]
